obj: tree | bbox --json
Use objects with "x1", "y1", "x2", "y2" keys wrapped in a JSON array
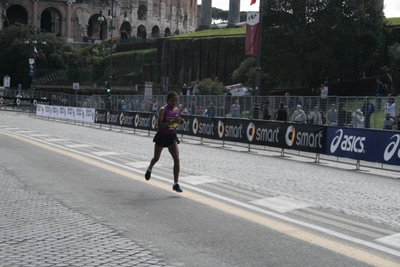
[
  {"x1": 232, "y1": 57, "x2": 255, "y2": 88},
  {"x1": 261, "y1": 0, "x2": 386, "y2": 93},
  {"x1": 388, "y1": 43, "x2": 400, "y2": 94},
  {"x1": 0, "y1": 24, "x2": 76, "y2": 88}
]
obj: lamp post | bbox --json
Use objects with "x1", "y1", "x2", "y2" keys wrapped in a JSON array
[
  {"x1": 24, "y1": 27, "x2": 46, "y2": 98},
  {"x1": 98, "y1": 10, "x2": 104, "y2": 40},
  {"x1": 102, "y1": 0, "x2": 128, "y2": 110},
  {"x1": 253, "y1": 0, "x2": 264, "y2": 119},
  {"x1": 106, "y1": 3, "x2": 114, "y2": 110}
]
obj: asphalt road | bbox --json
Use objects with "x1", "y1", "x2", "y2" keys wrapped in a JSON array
[{"x1": 0, "y1": 111, "x2": 399, "y2": 267}]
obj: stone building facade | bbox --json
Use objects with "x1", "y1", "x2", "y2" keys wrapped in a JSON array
[{"x1": 0, "y1": 0, "x2": 198, "y2": 42}]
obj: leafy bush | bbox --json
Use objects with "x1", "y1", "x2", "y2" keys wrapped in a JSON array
[{"x1": 197, "y1": 78, "x2": 225, "y2": 95}]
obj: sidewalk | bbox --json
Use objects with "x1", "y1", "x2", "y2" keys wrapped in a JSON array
[{"x1": 0, "y1": 166, "x2": 171, "y2": 267}]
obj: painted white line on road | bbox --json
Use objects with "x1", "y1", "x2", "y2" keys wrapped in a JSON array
[
  {"x1": 65, "y1": 144, "x2": 92, "y2": 148},
  {"x1": 376, "y1": 233, "x2": 400, "y2": 249},
  {"x1": 30, "y1": 134, "x2": 49, "y2": 137},
  {"x1": 303, "y1": 208, "x2": 396, "y2": 235},
  {"x1": 3, "y1": 128, "x2": 400, "y2": 260},
  {"x1": 125, "y1": 161, "x2": 154, "y2": 168},
  {"x1": 43, "y1": 142, "x2": 400, "y2": 258},
  {"x1": 251, "y1": 196, "x2": 313, "y2": 213},
  {"x1": 3, "y1": 127, "x2": 20, "y2": 131},
  {"x1": 91, "y1": 151, "x2": 119, "y2": 156},
  {"x1": 14, "y1": 130, "x2": 35, "y2": 134},
  {"x1": 180, "y1": 175, "x2": 220, "y2": 185},
  {"x1": 46, "y1": 138, "x2": 68, "y2": 142}
]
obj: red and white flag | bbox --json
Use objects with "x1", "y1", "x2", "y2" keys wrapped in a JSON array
[
  {"x1": 245, "y1": 12, "x2": 260, "y2": 56},
  {"x1": 34, "y1": 46, "x2": 40, "y2": 57},
  {"x1": 109, "y1": 24, "x2": 114, "y2": 41}
]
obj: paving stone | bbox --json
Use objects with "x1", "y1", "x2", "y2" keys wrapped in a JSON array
[{"x1": 0, "y1": 166, "x2": 170, "y2": 266}]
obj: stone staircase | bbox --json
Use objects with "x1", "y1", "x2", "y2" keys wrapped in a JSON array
[{"x1": 34, "y1": 71, "x2": 67, "y2": 85}]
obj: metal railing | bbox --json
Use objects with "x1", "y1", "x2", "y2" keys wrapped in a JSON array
[{"x1": 1, "y1": 87, "x2": 398, "y2": 131}]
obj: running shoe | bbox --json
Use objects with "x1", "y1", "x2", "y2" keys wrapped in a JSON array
[
  {"x1": 145, "y1": 169, "x2": 151, "y2": 181},
  {"x1": 173, "y1": 183, "x2": 183, "y2": 193}
]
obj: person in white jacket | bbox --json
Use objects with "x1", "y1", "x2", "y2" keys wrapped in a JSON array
[
  {"x1": 352, "y1": 109, "x2": 364, "y2": 128},
  {"x1": 308, "y1": 106, "x2": 323, "y2": 125},
  {"x1": 384, "y1": 97, "x2": 396, "y2": 119},
  {"x1": 291, "y1": 105, "x2": 307, "y2": 124}
]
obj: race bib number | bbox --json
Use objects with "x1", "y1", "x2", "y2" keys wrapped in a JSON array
[{"x1": 168, "y1": 117, "x2": 178, "y2": 129}]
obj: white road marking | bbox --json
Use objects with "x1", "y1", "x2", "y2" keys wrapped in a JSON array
[
  {"x1": 46, "y1": 138, "x2": 68, "y2": 142},
  {"x1": 180, "y1": 175, "x2": 219, "y2": 185},
  {"x1": 376, "y1": 233, "x2": 400, "y2": 249},
  {"x1": 30, "y1": 134, "x2": 49, "y2": 137},
  {"x1": 251, "y1": 196, "x2": 313, "y2": 213},
  {"x1": 65, "y1": 144, "x2": 92, "y2": 148},
  {"x1": 91, "y1": 151, "x2": 119, "y2": 156},
  {"x1": 125, "y1": 161, "x2": 153, "y2": 168},
  {"x1": 3, "y1": 128, "x2": 400, "y2": 259}
]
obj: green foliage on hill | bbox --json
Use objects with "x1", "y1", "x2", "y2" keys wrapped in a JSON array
[
  {"x1": 169, "y1": 27, "x2": 245, "y2": 38},
  {"x1": 386, "y1": 17, "x2": 400, "y2": 26}
]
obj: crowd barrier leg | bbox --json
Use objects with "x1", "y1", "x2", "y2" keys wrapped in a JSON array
[
  {"x1": 200, "y1": 137, "x2": 203, "y2": 145},
  {"x1": 281, "y1": 148, "x2": 284, "y2": 157},
  {"x1": 248, "y1": 143, "x2": 251, "y2": 152},
  {"x1": 315, "y1": 153, "x2": 320, "y2": 163},
  {"x1": 356, "y1": 160, "x2": 361, "y2": 170},
  {"x1": 109, "y1": 124, "x2": 111, "y2": 131}
]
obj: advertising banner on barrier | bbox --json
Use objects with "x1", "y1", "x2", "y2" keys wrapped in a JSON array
[
  {"x1": 51, "y1": 106, "x2": 59, "y2": 118},
  {"x1": 276, "y1": 123, "x2": 325, "y2": 153},
  {"x1": 380, "y1": 131, "x2": 400, "y2": 165},
  {"x1": 44, "y1": 106, "x2": 52, "y2": 117},
  {"x1": 326, "y1": 127, "x2": 400, "y2": 165},
  {"x1": 67, "y1": 107, "x2": 75, "y2": 119},
  {"x1": 84, "y1": 109, "x2": 95, "y2": 123},
  {"x1": 94, "y1": 110, "x2": 158, "y2": 131},
  {"x1": 94, "y1": 109, "x2": 109, "y2": 124},
  {"x1": 177, "y1": 116, "x2": 216, "y2": 139},
  {"x1": 36, "y1": 105, "x2": 95, "y2": 123},
  {"x1": 76, "y1": 108, "x2": 83, "y2": 120},
  {"x1": 59, "y1": 106, "x2": 67, "y2": 118},
  {"x1": 133, "y1": 112, "x2": 158, "y2": 130},
  {"x1": 93, "y1": 112, "x2": 326, "y2": 153},
  {"x1": 36, "y1": 105, "x2": 45, "y2": 115},
  {"x1": 209, "y1": 119, "x2": 326, "y2": 153}
]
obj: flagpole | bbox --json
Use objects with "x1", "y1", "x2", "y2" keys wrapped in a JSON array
[{"x1": 253, "y1": 0, "x2": 263, "y2": 119}]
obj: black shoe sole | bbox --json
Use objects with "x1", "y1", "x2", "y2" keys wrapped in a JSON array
[
  {"x1": 145, "y1": 170, "x2": 151, "y2": 181},
  {"x1": 173, "y1": 185, "x2": 183, "y2": 193}
]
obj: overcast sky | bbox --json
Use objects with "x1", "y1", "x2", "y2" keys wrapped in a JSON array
[{"x1": 205, "y1": 0, "x2": 399, "y2": 18}]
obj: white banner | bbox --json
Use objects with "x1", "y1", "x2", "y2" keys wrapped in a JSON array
[{"x1": 36, "y1": 105, "x2": 95, "y2": 123}]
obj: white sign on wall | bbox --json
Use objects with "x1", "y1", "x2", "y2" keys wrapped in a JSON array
[{"x1": 3, "y1": 76, "x2": 10, "y2": 88}]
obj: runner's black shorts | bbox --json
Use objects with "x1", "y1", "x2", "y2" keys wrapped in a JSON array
[{"x1": 153, "y1": 132, "x2": 180, "y2": 147}]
